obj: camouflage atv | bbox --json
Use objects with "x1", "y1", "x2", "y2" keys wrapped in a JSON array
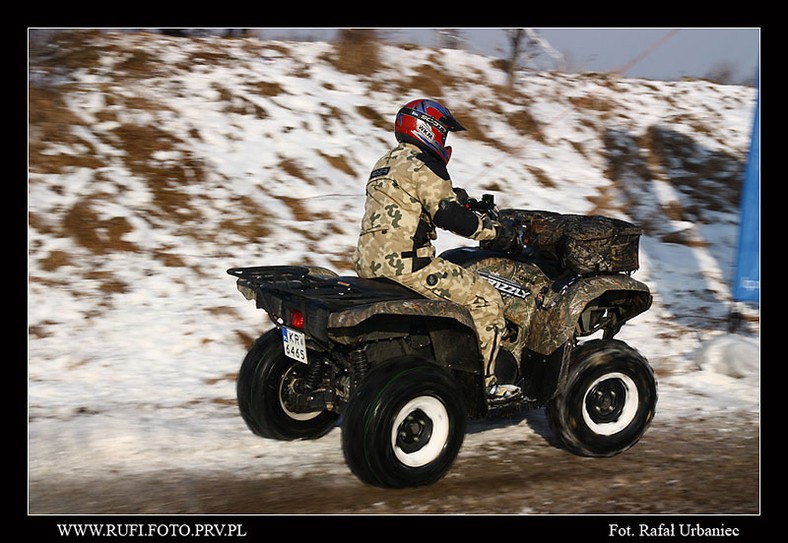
[{"x1": 228, "y1": 195, "x2": 656, "y2": 488}]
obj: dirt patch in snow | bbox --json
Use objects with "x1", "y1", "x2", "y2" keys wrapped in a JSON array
[{"x1": 29, "y1": 413, "x2": 758, "y2": 516}]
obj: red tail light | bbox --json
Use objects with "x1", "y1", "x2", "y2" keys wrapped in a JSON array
[{"x1": 289, "y1": 309, "x2": 304, "y2": 329}]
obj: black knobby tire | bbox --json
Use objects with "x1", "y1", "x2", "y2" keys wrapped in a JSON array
[
  {"x1": 236, "y1": 329, "x2": 339, "y2": 440},
  {"x1": 547, "y1": 339, "x2": 657, "y2": 457},
  {"x1": 342, "y1": 358, "x2": 466, "y2": 488}
]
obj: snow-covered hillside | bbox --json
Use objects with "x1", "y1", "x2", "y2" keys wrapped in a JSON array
[{"x1": 28, "y1": 31, "x2": 759, "y2": 490}]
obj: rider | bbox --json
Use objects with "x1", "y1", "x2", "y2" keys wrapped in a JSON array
[{"x1": 353, "y1": 98, "x2": 522, "y2": 400}]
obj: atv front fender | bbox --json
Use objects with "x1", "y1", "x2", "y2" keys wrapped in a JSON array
[{"x1": 527, "y1": 275, "x2": 652, "y2": 355}]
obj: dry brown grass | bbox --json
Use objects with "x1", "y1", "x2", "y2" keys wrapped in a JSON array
[
  {"x1": 278, "y1": 158, "x2": 311, "y2": 184},
  {"x1": 356, "y1": 105, "x2": 389, "y2": 132},
  {"x1": 506, "y1": 107, "x2": 546, "y2": 144},
  {"x1": 214, "y1": 83, "x2": 269, "y2": 118},
  {"x1": 569, "y1": 93, "x2": 617, "y2": 117},
  {"x1": 62, "y1": 197, "x2": 139, "y2": 255},
  {"x1": 46, "y1": 30, "x2": 105, "y2": 72},
  {"x1": 28, "y1": 86, "x2": 105, "y2": 174},
  {"x1": 319, "y1": 151, "x2": 356, "y2": 177},
  {"x1": 395, "y1": 58, "x2": 449, "y2": 99},
  {"x1": 329, "y1": 29, "x2": 382, "y2": 75},
  {"x1": 218, "y1": 195, "x2": 271, "y2": 242},
  {"x1": 249, "y1": 81, "x2": 285, "y2": 98},
  {"x1": 108, "y1": 122, "x2": 207, "y2": 223},
  {"x1": 526, "y1": 165, "x2": 557, "y2": 189},
  {"x1": 280, "y1": 196, "x2": 312, "y2": 221},
  {"x1": 38, "y1": 249, "x2": 73, "y2": 272}
]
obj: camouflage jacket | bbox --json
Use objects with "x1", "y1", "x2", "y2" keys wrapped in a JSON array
[{"x1": 353, "y1": 142, "x2": 497, "y2": 278}]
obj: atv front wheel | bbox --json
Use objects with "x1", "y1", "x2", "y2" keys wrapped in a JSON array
[
  {"x1": 547, "y1": 339, "x2": 657, "y2": 457},
  {"x1": 342, "y1": 358, "x2": 466, "y2": 488},
  {"x1": 237, "y1": 329, "x2": 338, "y2": 440}
]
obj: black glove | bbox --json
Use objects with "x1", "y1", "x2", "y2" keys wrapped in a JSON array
[
  {"x1": 452, "y1": 187, "x2": 469, "y2": 206},
  {"x1": 481, "y1": 220, "x2": 522, "y2": 254}
]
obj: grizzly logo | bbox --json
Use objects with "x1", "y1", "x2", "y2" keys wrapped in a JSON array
[{"x1": 479, "y1": 272, "x2": 530, "y2": 299}]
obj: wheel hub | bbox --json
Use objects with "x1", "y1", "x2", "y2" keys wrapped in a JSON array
[
  {"x1": 586, "y1": 378, "x2": 626, "y2": 423},
  {"x1": 396, "y1": 409, "x2": 434, "y2": 454}
]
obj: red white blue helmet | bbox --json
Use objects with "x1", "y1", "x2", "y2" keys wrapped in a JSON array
[{"x1": 394, "y1": 98, "x2": 466, "y2": 164}]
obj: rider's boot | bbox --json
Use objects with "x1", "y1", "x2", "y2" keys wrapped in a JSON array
[{"x1": 485, "y1": 375, "x2": 521, "y2": 401}]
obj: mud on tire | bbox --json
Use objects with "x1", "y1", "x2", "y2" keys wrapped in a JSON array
[
  {"x1": 237, "y1": 329, "x2": 338, "y2": 440},
  {"x1": 547, "y1": 339, "x2": 657, "y2": 457},
  {"x1": 342, "y1": 358, "x2": 466, "y2": 488}
]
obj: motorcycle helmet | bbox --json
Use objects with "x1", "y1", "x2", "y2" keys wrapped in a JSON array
[{"x1": 394, "y1": 98, "x2": 466, "y2": 164}]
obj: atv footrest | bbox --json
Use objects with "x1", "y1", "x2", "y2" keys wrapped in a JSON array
[{"x1": 485, "y1": 390, "x2": 541, "y2": 419}]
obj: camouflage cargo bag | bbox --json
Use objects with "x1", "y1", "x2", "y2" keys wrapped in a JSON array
[{"x1": 501, "y1": 210, "x2": 642, "y2": 275}]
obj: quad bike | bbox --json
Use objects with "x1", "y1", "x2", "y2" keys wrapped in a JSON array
[{"x1": 228, "y1": 195, "x2": 657, "y2": 488}]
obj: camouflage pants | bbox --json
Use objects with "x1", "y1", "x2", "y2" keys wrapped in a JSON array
[{"x1": 391, "y1": 257, "x2": 505, "y2": 381}]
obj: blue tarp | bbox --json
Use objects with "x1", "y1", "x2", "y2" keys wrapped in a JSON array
[{"x1": 732, "y1": 89, "x2": 760, "y2": 302}]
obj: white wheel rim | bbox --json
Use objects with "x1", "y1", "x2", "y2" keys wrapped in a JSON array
[
  {"x1": 391, "y1": 396, "x2": 450, "y2": 468},
  {"x1": 281, "y1": 401, "x2": 321, "y2": 421},
  {"x1": 582, "y1": 372, "x2": 639, "y2": 436}
]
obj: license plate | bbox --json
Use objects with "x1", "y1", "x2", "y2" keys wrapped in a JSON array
[{"x1": 281, "y1": 326, "x2": 308, "y2": 364}]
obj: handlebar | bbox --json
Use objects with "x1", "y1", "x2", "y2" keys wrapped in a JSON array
[{"x1": 465, "y1": 193, "x2": 499, "y2": 221}]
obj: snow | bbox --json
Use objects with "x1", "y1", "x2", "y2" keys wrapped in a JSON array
[{"x1": 28, "y1": 32, "x2": 759, "y2": 488}]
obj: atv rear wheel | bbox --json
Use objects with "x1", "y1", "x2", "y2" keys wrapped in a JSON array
[
  {"x1": 342, "y1": 358, "x2": 466, "y2": 488},
  {"x1": 237, "y1": 329, "x2": 338, "y2": 440},
  {"x1": 547, "y1": 339, "x2": 657, "y2": 457}
]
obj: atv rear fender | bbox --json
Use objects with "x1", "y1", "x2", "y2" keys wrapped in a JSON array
[
  {"x1": 327, "y1": 299, "x2": 482, "y2": 374},
  {"x1": 229, "y1": 265, "x2": 484, "y2": 376}
]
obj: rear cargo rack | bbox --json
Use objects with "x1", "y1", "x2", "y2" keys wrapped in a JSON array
[
  {"x1": 227, "y1": 265, "x2": 419, "y2": 307},
  {"x1": 228, "y1": 265, "x2": 423, "y2": 344},
  {"x1": 228, "y1": 265, "x2": 320, "y2": 290}
]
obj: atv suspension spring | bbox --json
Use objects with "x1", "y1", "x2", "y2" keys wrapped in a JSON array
[
  {"x1": 304, "y1": 359, "x2": 325, "y2": 391},
  {"x1": 349, "y1": 347, "x2": 370, "y2": 384}
]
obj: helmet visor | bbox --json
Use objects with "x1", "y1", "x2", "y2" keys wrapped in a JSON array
[{"x1": 400, "y1": 106, "x2": 465, "y2": 133}]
